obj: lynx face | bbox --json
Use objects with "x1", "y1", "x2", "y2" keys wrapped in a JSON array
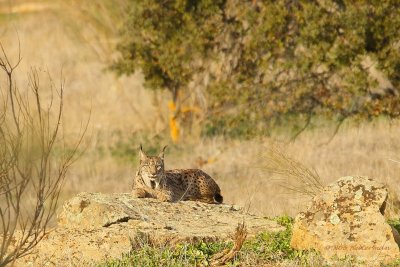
[{"x1": 139, "y1": 146, "x2": 166, "y2": 189}]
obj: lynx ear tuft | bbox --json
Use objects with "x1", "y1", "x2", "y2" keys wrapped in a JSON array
[
  {"x1": 139, "y1": 144, "x2": 147, "y2": 161},
  {"x1": 158, "y1": 145, "x2": 168, "y2": 159}
]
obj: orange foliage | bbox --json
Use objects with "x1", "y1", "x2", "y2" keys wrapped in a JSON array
[{"x1": 168, "y1": 101, "x2": 180, "y2": 143}]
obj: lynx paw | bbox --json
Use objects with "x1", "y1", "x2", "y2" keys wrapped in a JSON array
[
  {"x1": 132, "y1": 188, "x2": 147, "y2": 198},
  {"x1": 155, "y1": 191, "x2": 173, "y2": 202}
]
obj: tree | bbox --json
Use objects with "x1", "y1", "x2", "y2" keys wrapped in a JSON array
[
  {"x1": 113, "y1": 0, "x2": 400, "y2": 139},
  {"x1": 0, "y1": 44, "x2": 84, "y2": 266}
]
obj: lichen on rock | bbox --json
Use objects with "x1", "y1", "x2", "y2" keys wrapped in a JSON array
[{"x1": 291, "y1": 176, "x2": 400, "y2": 264}]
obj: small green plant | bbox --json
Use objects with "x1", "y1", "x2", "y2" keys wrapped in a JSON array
[
  {"x1": 101, "y1": 216, "x2": 400, "y2": 266},
  {"x1": 99, "y1": 216, "x2": 327, "y2": 266},
  {"x1": 388, "y1": 218, "x2": 400, "y2": 236},
  {"x1": 387, "y1": 216, "x2": 400, "y2": 265},
  {"x1": 241, "y1": 216, "x2": 294, "y2": 261},
  {"x1": 236, "y1": 216, "x2": 325, "y2": 266},
  {"x1": 99, "y1": 240, "x2": 230, "y2": 267},
  {"x1": 384, "y1": 258, "x2": 400, "y2": 267}
]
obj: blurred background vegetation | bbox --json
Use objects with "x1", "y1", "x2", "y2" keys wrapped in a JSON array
[
  {"x1": 113, "y1": 0, "x2": 400, "y2": 140},
  {"x1": 0, "y1": 0, "x2": 399, "y2": 217}
]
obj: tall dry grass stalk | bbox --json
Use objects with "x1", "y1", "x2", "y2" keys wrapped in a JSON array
[{"x1": 261, "y1": 144, "x2": 324, "y2": 198}]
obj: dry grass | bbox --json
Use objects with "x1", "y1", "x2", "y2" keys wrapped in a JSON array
[
  {"x1": 0, "y1": 1, "x2": 399, "y2": 221},
  {"x1": 260, "y1": 145, "x2": 324, "y2": 198},
  {"x1": 209, "y1": 120, "x2": 400, "y2": 217}
]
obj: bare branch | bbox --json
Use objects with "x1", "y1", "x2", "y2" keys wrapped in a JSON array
[
  {"x1": 211, "y1": 222, "x2": 247, "y2": 266},
  {"x1": 0, "y1": 40, "x2": 22, "y2": 134},
  {"x1": 289, "y1": 114, "x2": 312, "y2": 143},
  {"x1": 319, "y1": 115, "x2": 347, "y2": 145},
  {"x1": 0, "y1": 41, "x2": 84, "y2": 266}
]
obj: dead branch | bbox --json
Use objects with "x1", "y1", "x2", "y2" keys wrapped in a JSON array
[
  {"x1": 289, "y1": 114, "x2": 312, "y2": 143},
  {"x1": 211, "y1": 222, "x2": 247, "y2": 266},
  {"x1": 0, "y1": 43, "x2": 84, "y2": 266},
  {"x1": 0, "y1": 39, "x2": 22, "y2": 134}
]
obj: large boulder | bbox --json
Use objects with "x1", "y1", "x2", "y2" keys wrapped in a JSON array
[
  {"x1": 16, "y1": 192, "x2": 284, "y2": 266},
  {"x1": 291, "y1": 176, "x2": 400, "y2": 264}
]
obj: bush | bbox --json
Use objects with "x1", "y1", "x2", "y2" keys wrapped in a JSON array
[
  {"x1": 113, "y1": 0, "x2": 400, "y2": 139},
  {"x1": 0, "y1": 44, "x2": 83, "y2": 266}
]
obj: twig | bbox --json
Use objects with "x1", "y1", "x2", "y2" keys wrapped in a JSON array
[
  {"x1": 289, "y1": 114, "x2": 312, "y2": 143},
  {"x1": 211, "y1": 222, "x2": 247, "y2": 266},
  {"x1": 319, "y1": 115, "x2": 347, "y2": 145},
  {"x1": 0, "y1": 41, "x2": 84, "y2": 266}
]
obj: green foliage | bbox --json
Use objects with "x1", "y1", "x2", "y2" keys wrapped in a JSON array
[
  {"x1": 388, "y1": 218, "x2": 400, "y2": 236},
  {"x1": 112, "y1": 0, "x2": 225, "y2": 97},
  {"x1": 201, "y1": 114, "x2": 264, "y2": 139},
  {"x1": 240, "y1": 215, "x2": 320, "y2": 265},
  {"x1": 113, "y1": 0, "x2": 400, "y2": 138},
  {"x1": 275, "y1": 215, "x2": 294, "y2": 227},
  {"x1": 385, "y1": 258, "x2": 400, "y2": 267},
  {"x1": 100, "y1": 216, "x2": 400, "y2": 266},
  {"x1": 243, "y1": 217, "x2": 295, "y2": 260},
  {"x1": 99, "y1": 216, "x2": 327, "y2": 266},
  {"x1": 99, "y1": 240, "x2": 229, "y2": 267}
]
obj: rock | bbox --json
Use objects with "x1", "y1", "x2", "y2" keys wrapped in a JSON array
[
  {"x1": 16, "y1": 192, "x2": 284, "y2": 266},
  {"x1": 291, "y1": 176, "x2": 400, "y2": 264}
]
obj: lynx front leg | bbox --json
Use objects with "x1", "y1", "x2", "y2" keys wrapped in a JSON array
[
  {"x1": 132, "y1": 187, "x2": 172, "y2": 202},
  {"x1": 132, "y1": 187, "x2": 152, "y2": 198},
  {"x1": 145, "y1": 187, "x2": 173, "y2": 202},
  {"x1": 153, "y1": 190, "x2": 173, "y2": 202}
]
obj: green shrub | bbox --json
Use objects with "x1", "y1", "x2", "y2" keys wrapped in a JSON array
[
  {"x1": 113, "y1": 1, "x2": 400, "y2": 139},
  {"x1": 99, "y1": 240, "x2": 229, "y2": 267},
  {"x1": 388, "y1": 218, "x2": 400, "y2": 238}
]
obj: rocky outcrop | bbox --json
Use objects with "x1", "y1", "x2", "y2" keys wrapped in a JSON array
[
  {"x1": 291, "y1": 176, "x2": 400, "y2": 264},
  {"x1": 16, "y1": 192, "x2": 284, "y2": 266}
]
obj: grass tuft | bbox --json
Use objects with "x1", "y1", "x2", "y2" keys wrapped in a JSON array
[{"x1": 261, "y1": 145, "x2": 324, "y2": 198}]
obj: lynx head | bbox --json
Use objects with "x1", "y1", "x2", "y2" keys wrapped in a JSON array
[{"x1": 138, "y1": 145, "x2": 167, "y2": 189}]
